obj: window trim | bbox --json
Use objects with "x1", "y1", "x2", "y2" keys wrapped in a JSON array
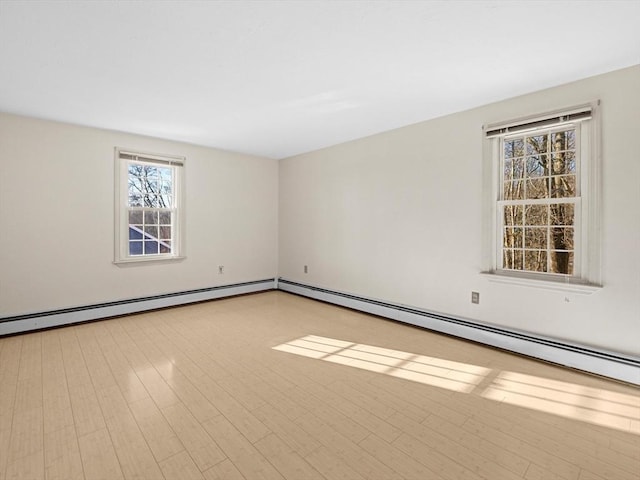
[
  {"x1": 481, "y1": 102, "x2": 602, "y2": 292},
  {"x1": 114, "y1": 148, "x2": 186, "y2": 265}
]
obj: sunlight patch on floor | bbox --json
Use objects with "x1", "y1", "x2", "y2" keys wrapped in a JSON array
[
  {"x1": 481, "y1": 371, "x2": 640, "y2": 434},
  {"x1": 273, "y1": 335, "x2": 489, "y2": 393},
  {"x1": 273, "y1": 335, "x2": 640, "y2": 434}
]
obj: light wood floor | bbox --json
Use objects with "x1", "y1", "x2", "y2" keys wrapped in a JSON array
[{"x1": 1, "y1": 291, "x2": 638, "y2": 480}]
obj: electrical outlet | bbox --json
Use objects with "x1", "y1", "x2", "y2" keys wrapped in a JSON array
[
  {"x1": 471, "y1": 291, "x2": 480, "y2": 304},
  {"x1": 304, "y1": 265, "x2": 308, "y2": 273},
  {"x1": 218, "y1": 265, "x2": 224, "y2": 274}
]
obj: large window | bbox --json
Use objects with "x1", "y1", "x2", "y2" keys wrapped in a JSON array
[
  {"x1": 115, "y1": 149, "x2": 185, "y2": 263},
  {"x1": 484, "y1": 104, "x2": 600, "y2": 288}
]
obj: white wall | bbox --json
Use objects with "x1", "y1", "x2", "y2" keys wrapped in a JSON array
[
  {"x1": 0, "y1": 113, "x2": 278, "y2": 317},
  {"x1": 279, "y1": 65, "x2": 640, "y2": 356}
]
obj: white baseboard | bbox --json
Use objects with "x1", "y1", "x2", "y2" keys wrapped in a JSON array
[
  {"x1": 278, "y1": 279, "x2": 640, "y2": 386},
  {"x1": 0, "y1": 279, "x2": 275, "y2": 336},
  {"x1": 3, "y1": 276, "x2": 638, "y2": 385}
]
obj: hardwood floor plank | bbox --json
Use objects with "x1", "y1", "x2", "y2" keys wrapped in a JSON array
[
  {"x1": 4, "y1": 450, "x2": 44, "y2": 480},
  {"x1": 359, "y1": 433, "x2": 443, "y2": 479},
  {"x1": 104, "y1": 412, "x2": 165, "y2": 479},
  {"x1": 161, "y1": 403, "x2": 226, "y2": 472},
  {"x1": 393, "y1": 433, "x2": 485, "y2": 480},
  {"x1": 462, "y1": 417, "x2": 581, "y2": 480},
  {"x1": 202, "y1": 459, "x2": 246, "y2": 480},
  {"x1": 44, "y1": 424, "x2": 84, "y2": 480},
  {"x1": 294, "y1": 411, "x2": 403, "y2": 480},
  {"x1": 202, "y1": 415, "x2": 284, "y2": 480},
  {"x1": 252, "y1": 403, "x2": 321, "y2": 457},
  {"x1": 129, "y1": 397, "x2": 185, "y2": 463},
  {"x1": 304, "y1": 446, "x2": 366, "y2": 480},
  {"x1": 159, "y1": 451, "x2": 205, "y2": 480},
  {"x1": 254, "y1": 433, "x2": 325, "y2": 480},
  {"x1": 77, "y1": 428, "x2": 124, "y2": 480}
]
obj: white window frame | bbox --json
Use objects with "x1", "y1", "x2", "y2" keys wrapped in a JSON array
[
  {"x1": 114, "y1": 148, "x2": 186, "y2": 264},
  {"x1": 481, "y1": 103, "x2": 601, "y2": 293}
]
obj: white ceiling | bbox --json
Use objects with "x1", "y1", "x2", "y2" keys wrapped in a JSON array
[{"x1": 1, "y1": 1, "x2": 638, "y2": 159}]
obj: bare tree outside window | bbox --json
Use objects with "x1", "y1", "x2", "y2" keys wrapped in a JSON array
[
  {"x1": 501, "y1": 128, "x2": 577, "y2": 275},
  {"x1": 127, "y1": 163, "x2": 174, "y2": 256}
]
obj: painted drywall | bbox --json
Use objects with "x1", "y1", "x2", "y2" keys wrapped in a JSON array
[
  {"x1": 279, "y1": 65, "x2": 640, "y2": 356},
  {"x1": 0, "y1": 113, "x2": 278, "y2": 317}
]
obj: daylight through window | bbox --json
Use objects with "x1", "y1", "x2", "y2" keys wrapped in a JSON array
[
  {"x1": 500, "y1": 127, "x2": 578, "y2": 275},
  {"x1": 115, "y1": 149, "x2": 184, "y2": 263},
  {"x1": 485, "y1": 104, "x2": 600, "y2": 286}
]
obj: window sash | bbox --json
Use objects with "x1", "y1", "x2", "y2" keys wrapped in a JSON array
[
  {"x1": 494, "y1": 120, "x2": 584, "y2": 278},
  {"x1": 496, "y1": 198, "x2": 581, "y2": 277},
  {"x1": 126, "y1": 206, "x2": 177, "y2": 257}
]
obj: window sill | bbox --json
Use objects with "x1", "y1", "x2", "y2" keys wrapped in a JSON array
[
  {"x1": 480, "y1": 271, "x2": 601, "y2": 294},
  {"x1": 114, "y1": 256, "x2": 186, "y2": 267}
]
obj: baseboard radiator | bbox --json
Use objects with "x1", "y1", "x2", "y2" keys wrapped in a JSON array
[
  {"x1": 0, "y1": 279, "x2": 276, "y2": 337},
  {"x1": 277, "y1": 279, "x2": 640, "y2": 386},
  {"x1": 2, "y1": 276, "x2": 638, "y2": 385}
]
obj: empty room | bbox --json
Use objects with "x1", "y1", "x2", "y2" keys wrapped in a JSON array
[{"x1": 1, "y1": 1, "x2": 639, "y2": 479}]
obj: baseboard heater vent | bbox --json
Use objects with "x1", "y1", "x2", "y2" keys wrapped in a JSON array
[
  {"x1": 277, "y1": 279, "x2": 640, "y2": 385},
  {"x1": 0, "y1": 278, "x2": 276, "y2": 336}
]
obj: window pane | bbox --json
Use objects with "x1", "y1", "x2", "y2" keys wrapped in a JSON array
[
  {"x1": 525, "y1": 227, "x2": 547, "y2": 249},
  {"x1": 129, "y1": 211, "x2": 143, "y2": 224},
  {"x1": 549, "y1": 203, "x2": 574, "y2": 225},
  {"x1": 144, "y1": 241, "x2": 159, "y2": 255},
  {"x1": 524, "y1": 205, "x2": 548, "y2": 225},
  {"x1": 503, "y1": 249, "x2": 523, "y2": 270},
  {"x1": 159, "y1": 212, "x2": 172, "y2": 225},
  {"x1": 159, "y1": 226, "x2": 172, "y2": 239},
  {"x1": 550, "y1": 251, "x2": 574, "y2": 275},
  {"x1": 525, "y1": 155, "x2": 548, "y2": 177},
  {"x1": 526, "y1": 134, "x2": 548, "y2": 155},
  {"x1": 160, "y1": 242, "x2": 172, "y2": 254},
  {"x1": 504, "y1": 205, "x2": 524, "y2": 225},
  {"x1": 143, "y1": 194, "x2": 160, "y2": 208},
  {"x1": 503, "y1": 228, "x2": 523, "y2": 248},
  {"x1": 504, "y1": 158, "x2": 525, "y2": 181},
  {"x1": 156, "y1": 167, "x2": 173, "y2": 184},
  {"x1": 503, "y1": 181, "x2": 524, "y2": 200},
  {"x1": 129, "y1": 241, "x2": 143, "y2": 255},
  {"x1": 513, "y1": 138, "x2": 524, "y2": 157},
  {"x1": 524, "y1": 250, "x2": 547, "y2": 272},
  {"x1": 550, "y1": 175, "x2": 576, "y2": 198},
  {"x1": 143, "y1": 166, "x2": 158, "y2": 179},
  {"x1": 504, "y1": 138, "x2": 525, "y2": 159},
  {"x1": 551, "y1": 129, "x2": 575, "y2": 151},
  {"x1": 158, "y1": 194, "x2": 171, "y2": 208},
  {"x1": 503, "y1": 205, "x2": 523, "y2": 225},
  {"x1": 551, "y1": 250, "x2": 574, "y2": 275},
  {"x1": 129, "y1": 225, "x2": 143, "y2": 240},
  {"x1": 144, "y1": 211, "x2": 159, "y2": 224},
  {"x1": 550, "y1": 151, "x2": 575, "y2": 175},
  {"x1": 128, "y1": 188, "x2": 143, "y2": 207},
  {"x1": 551, "y1": 227, "x2": 574, "y2": 250},
  {"x1": 503, "y1": 249, "x2": 513, "y2": 269},
  {"x1": 143, "y1": 225, "x2": 158, "y2": 238},
  {"x1": 525, "y1": 178, "x2": 549, "y2": 199}
]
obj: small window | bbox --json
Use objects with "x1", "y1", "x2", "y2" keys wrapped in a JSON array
[
  {"x1": 114, "y1": 149, "x2": 185, "y2": 263},
  {"x1": 484, "y1": 104, "x2": 601, "y2": 287}
]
